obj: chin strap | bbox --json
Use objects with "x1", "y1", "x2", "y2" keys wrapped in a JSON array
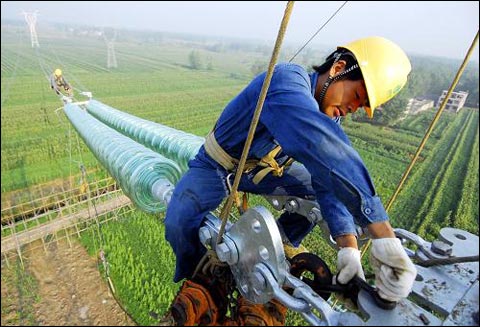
[{"x1": 317, "y1": 52, "x2": 359, "y2": 110}]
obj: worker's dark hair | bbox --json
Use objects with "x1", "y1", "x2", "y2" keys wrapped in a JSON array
[{"x1": 312, "y1": 49, "x2": 363, "y2": 81}]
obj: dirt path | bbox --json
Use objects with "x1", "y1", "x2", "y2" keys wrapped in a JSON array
[{"x1": 1, "y1": 238, "x2": 135, "y2": 326}]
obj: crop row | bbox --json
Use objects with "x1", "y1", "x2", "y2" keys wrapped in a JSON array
[
  {"x1": 390, "y1": 109, "x2": 478, "y2": 238},
  {"x1": 453, "y1": 124, "x2": 479, "y2": 234},
  {"x1": 415, "y1": 110, "x2": 477, "y2": 237}
]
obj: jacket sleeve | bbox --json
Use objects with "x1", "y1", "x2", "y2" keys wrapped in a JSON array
[{"x1": 260, "y1": 70, "x2": 388, "y2": 237}]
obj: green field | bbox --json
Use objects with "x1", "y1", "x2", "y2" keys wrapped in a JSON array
[
  {"x1": 1, "y1": 27, "x2": 260, "y2": 194},
  {"x1": 2, "y1": 23, "x2": 478, "y2": 325}
]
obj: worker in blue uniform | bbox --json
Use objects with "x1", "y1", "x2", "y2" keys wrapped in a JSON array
[{"x1": 162, "y1": 36, "x2": 417, "y2": 326}]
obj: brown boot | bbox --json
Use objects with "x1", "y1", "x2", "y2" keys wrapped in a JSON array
[
  {"x1": 237, "y1": 295, "x2": 287, "y2": 326},
  {"x1": 165, "y1": 279, "x2": 221, "y2": 326},
  {"x1": 160, "y1": 251, "x2": 234, "y2": 325}
]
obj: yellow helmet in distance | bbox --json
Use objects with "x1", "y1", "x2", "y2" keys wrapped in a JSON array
[
  {"x1": 54, "y1": 68, "x2": 62, "y2": 77},
  {"x1": 339, "y1": 36, "x2": 411, "y2": 118}
]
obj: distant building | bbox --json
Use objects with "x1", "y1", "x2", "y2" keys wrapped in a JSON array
[
  {"x1": 405, "y1": 98, "x2": 434, "y2": 115},
  {"x1": 436, "y1": 90, "x2": 469, "y2": 113}
]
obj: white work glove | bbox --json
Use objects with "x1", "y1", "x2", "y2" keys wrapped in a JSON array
[
  {"x1": 336, "y1": 247, "x2": 366, "y2": 284},
  {"x1": 370, "y1": 238, "x2": 417, "y2": 302}
]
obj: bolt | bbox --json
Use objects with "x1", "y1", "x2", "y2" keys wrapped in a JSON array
[
  {"x1": 419, "y1": 313, "x2": 430, "y2": 325},
  {"x1": 199, "y1": 227, "x2": 212, "y2": 246},
  {"x1": 216, "y1": 243, "x2": 231, "y2": 263},
  {"x1": 271, "y1": 198, "x2": 280, "y2": 208},
  {"x1": 251, "y1": 219, "x2": 262, "y2": 233},
  {"x1": 258, "y1": 246, "x2": 269, "y2": 261},
  {"x1": 431, "y1": 240, "x2": 452, "y2": 256},
  {"x1": 286, "y1": 199, "x2": 298, "y2": 212},
  {"x1": 217, "y1": 241, "x2": 239, "y2": 265},
  {"x1": 308, "y1": 208, "x2": 322, "y2": 223}
]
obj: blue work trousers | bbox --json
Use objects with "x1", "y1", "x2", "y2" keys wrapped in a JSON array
[{"x1": 165, "y1": 147, "x2": 315, "y2": 282}]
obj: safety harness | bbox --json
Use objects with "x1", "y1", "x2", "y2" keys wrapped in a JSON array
[{"x1": 204, "y1": 131, "x2": 295, "y2": 185}]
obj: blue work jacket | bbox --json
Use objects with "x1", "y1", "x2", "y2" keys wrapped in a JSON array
[
  {"x1": 213, "y1": 62, "x2": 388, "y2": 237},
  {"x1": 165, "y1": 63, "x2": 390, "y2": 282}
]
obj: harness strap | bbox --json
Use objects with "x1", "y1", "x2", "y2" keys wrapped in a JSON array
[
  {"x1": 205, "y1": 130, "x2": 294, "y2": 185},
  {"x1": 252, "y1": 147, "x2": 295, "y2": 184},
  {"x1": 205, "y1": 131, "x2": 236, "y2": 171}
]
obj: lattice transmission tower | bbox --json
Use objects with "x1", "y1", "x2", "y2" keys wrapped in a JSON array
[
  {"x1": 22, "y1": 11, "x2": 40, "y2": 48},
  {"x1": 103, "y1": 29, "x2": 117, "y2": 69}
]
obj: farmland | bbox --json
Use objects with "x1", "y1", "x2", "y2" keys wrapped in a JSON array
[{"x1": 1, "y1": 22, "x2": 478, "y2": 325}]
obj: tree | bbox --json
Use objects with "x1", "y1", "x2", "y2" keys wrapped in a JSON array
[{"x1": 188, "y1": 50, "x2": 202, "y2": 70}]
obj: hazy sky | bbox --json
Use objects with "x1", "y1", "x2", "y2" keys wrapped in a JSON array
[{"x1": 2, "y1": 1, "x2": 479, "y2": 61}]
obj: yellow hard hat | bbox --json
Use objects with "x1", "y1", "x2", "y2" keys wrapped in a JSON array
[
  {"x1": 339, "y1": 36, "x2": 411, "y2": 118},
  {"x1": 54, "y1": 68, "x2": 62, "y2": 77}
]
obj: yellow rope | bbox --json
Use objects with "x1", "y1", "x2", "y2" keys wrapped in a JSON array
[
  {"x1": 216, "y1": 1, "x2": 295, "y2": 245},
  {"x1": 360, "y1": 30, "x2": 479, "y2": 259}
]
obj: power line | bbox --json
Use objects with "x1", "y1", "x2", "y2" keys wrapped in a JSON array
[{"x1": 289, "y1": 1, "x2": 348, "y2": 63}]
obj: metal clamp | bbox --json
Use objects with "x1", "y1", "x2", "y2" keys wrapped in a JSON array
[
  {"x1": 198, "y1": 208, "x2": 479, "y2": 326},
  {"x1": 264, "y1": 195, "x2": 371, "y2": 249},
  {"x1": 394, "y1": 228, "x2": 453, "y2": 263}
]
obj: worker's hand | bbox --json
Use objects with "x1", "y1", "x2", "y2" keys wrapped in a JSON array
[
  {"x1": 370, "y1": 238, "x2": 417, "y2": 302},
  {"x1": 336, "y1": 247, "x2": 365, "y2": 284}
]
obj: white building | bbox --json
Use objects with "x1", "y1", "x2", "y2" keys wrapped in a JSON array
[{"x1": 436, "y1": 91, "x2": 469, "y2": 113}]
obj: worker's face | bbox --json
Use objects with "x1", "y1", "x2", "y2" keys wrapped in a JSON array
[{"x1": 321, "y1": 61, "x2": 369, "y2": 118}]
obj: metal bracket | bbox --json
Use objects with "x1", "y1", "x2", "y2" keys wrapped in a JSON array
[
  {"x1": 199, "y1": 207, "x2": 479, "y2": 326},
  {"x1": 220, "y1": 206, "x2": 287, "y2": 303},
  {"x1": 80, "y1": 91, "x2": 93, "y2": 99},
  {"x1": 263, "y1": 195, "x2": 370, "y2": 249}
]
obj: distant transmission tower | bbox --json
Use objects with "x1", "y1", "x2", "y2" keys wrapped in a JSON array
[
  {"x1": 103, "y1": 29, "x2": 117, "y2": 69},
  {"x1": 22, "y1": 11, "x2": 40, "y2": 48}
]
